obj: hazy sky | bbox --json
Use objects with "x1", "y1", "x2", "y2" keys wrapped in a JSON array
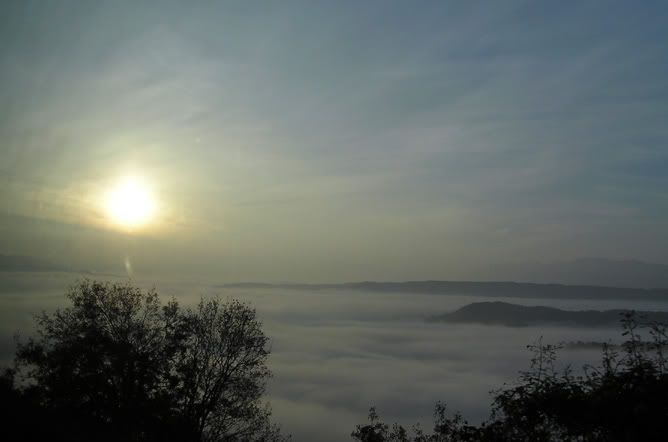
[{"x1": 1, "y1": 1, "x2": 667, "y2": 281}]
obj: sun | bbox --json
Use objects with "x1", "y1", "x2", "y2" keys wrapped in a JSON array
[{"x1": 105, "y1": 177, "x2": 156, "y2": 229}]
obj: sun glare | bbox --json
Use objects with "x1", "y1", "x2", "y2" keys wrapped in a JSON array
[{"x1": 105, "y1": 177, "x2": 156, "y2": 229}]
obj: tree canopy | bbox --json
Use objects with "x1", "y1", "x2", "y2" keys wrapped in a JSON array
[{"x1": 0, "y1": 280, "x2": 288, "y2": 442}]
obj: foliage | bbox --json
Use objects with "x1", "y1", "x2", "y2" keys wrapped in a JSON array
[
  {"x1": 1, "y1": 280, "x2": 288, "y2": 442},
  {"x1": 352, "y1": 311, "x2": 668, "y2": 442}
]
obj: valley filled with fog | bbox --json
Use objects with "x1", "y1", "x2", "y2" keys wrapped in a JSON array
[{"x1": 2, "y1": 272, "x2": 668, "y2": 441}]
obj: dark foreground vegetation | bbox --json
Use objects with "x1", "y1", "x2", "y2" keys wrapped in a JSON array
[
  {"x1": 352, "y1": 312, "x2": 668, "y2": 441},
  {"x1": 0, "y1": 280, "x2": 288, "y2": 442}
]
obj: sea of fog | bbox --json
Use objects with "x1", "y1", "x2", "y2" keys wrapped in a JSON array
[{"x1": 3, "y1": 272, "x2": 668, "y2": 441}]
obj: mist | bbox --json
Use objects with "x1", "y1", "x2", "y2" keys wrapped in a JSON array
[{"x1": 2, "y1": 272, "x2": 660, "y2": 441}]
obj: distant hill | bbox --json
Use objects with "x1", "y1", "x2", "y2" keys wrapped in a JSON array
[
  {"x1": 432, "y1": 301, "x2": 668, "y2": 327},
  {"x1": 0, "y1": 254, "x2": 74, "y2": 272},
  {"x1": 514, "y1": 258, "x2": 668, "y2": 289},
  {"x1": 222, "y1": 281, "x2": 668, "y2": 301}
]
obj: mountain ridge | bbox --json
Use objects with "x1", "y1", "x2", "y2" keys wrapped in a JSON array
[
  {"x1": 432, "y1": 301, "x2": 668, "y2": 327},
  {"x1": 221, "y1": 280, "x2": 668, "y2": 300}
]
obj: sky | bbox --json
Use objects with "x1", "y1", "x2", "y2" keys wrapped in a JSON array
[{"x1": 1, "y1": 1, "x2": 667, "y2": 282}]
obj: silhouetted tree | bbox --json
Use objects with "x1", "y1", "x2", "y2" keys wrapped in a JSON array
[
  {"x1": 2, "y1": 280, "x2": 288, "y2": 442},
  {"x1": 170, "y1": 298, "x2": 280, "y2": 441},
  {"x1": 353, "y1": 312, "x2": 668, "y2": 441},
  {"x1": 352, "y1": 404, "x2": 481, "y2": 442}
]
